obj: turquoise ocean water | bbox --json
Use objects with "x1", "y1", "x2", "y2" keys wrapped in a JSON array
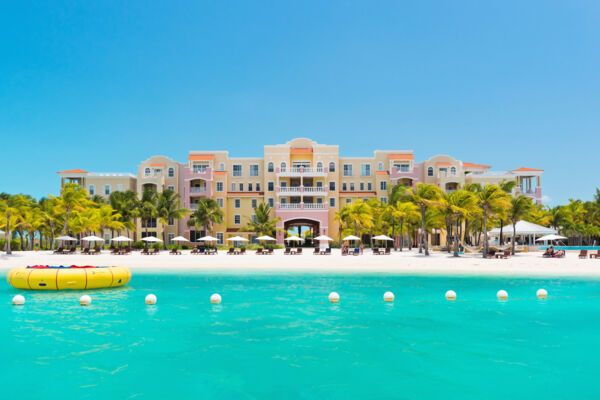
[{"x1": 2, "y1": 271, "x2": 600, "y2": 399}]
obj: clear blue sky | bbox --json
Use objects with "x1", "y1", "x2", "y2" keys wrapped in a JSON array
[{"x1": 1, "y1": 1, "x2": 598, "y2": 205}]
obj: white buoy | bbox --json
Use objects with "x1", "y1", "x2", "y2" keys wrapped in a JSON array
[
  {"x1": 383, "y1": 291, "x2": 395, "y2": 302},
  {"x1": 445, "y1": 290, "x2": 457, "y2": 300},
  {"x1": 80, "y1": 295, "x2": 92, "y2": 306},
  {"x1": 145, "y1": 294, "x2": 157, "y2": 305},
  {"x1": 497, "y1": 290, "x2": 508, "y2": 300},
  {"x1": 12, "y1": 295, "x2": 25, "y2": 306},
  {"x1": 210, "y1": 293, "x2": 222, "y2": 304},
  {"x1": 329, "y1": 292, "x2": 340, "y2": 303},
  {"x1": 536, "y1": 289, "x2": 548, "y2": 299}
]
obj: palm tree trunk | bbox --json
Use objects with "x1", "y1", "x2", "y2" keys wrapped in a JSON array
[
  {"x1": 482, "y1": 212, "x2": 488, "y2": 258},
  {"x1": 499, "y1": 219, "x2": 504, "y2": 245},
  {"x1": 162, "y1": 228, "x2": 168, "y2": 250},
  {"x1": 5, "y1": 215, "x2": 11, "y2": 254},
  {"x1": 391, "y1": 216, "x2": 396, "y2": 251},
  {"x1": 421, "y1": 207, "x2": 428, "y2": 256},
  {"x1": 454, "y1": 215, "x2": 460, "y2": 257},
  {"x1": 61, "y1": 209, "x2": 70, "y2": 235},
  {"x1": 399, "y1": 219, "x2": 404, "y2": 252},
  {"x1": 511, "y1": 219, "x2": 517, "y2": 255}
]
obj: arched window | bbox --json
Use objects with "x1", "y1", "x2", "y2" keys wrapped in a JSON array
[
  {"x1": 144, "y1": 167, "x2": 151, "y2": 176},
  {"x1": 329, "y1": 162, "x2": 335, "y2": 172},
  {"x1": 168, "y1": 167, "x2": 174, "y2": 177},
  {"x1": 427, "y1": 167, "x2": 434, "y2": 177},
  {"x1": 268, "y1": 162, "x2": 274, "y2": 172},
  {"x1": 450, "y1": 166, "x2": 456, "y2": 176},
  {"x1": 317, "y1": 162, "x2": 323, "y2": 171},
  {"x1": 280, "y1": 162, "x2": 286, "y2": 171},
  {"x1": 219, "y1": 163, "x2": 225, "y2": 171}
]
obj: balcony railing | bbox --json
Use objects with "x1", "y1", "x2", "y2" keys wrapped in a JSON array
[
  {"x1": 276, "y1": 167, "x2": 328, "y2": 176},
  {"x1": 190, "y1": 187, "x2": 207, "y2": 193},
  {"x1": 277, "y1": 202, "x2": 328, "y2": 210},
  {"x1": 276, "y1": 186, "x2": 328, "y2": 196}
]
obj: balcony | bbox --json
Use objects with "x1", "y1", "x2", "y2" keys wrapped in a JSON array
[
  {"x1": 276, "y1": 186, "x2": 328, "y2": 196},
  {"x1": 389, "y1": 167, "x2": 419, "y2": 182},
  {"x1": 183, "y1": 166, "x2": 213, "y2": 182},
  {"x1": 276, "y1": 202, "x2": 328, "y2": 210},
  {"x1": 276, "y1": 167, "x2": 328, "y2": 177},
  {"x1": 514, "y1": 186, "x2": 543, "y2": 203},
  {"x1": 189, "y1": 187, "x2": 208, "y2": 196}
]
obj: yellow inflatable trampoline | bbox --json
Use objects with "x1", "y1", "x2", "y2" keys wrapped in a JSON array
[{"x1": 7, "y1": 265, "x2": 131, "y2": 290}]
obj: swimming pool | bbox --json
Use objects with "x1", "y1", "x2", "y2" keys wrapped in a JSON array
[{"x1": 3, "y1": 271, "x2": 600, "y2": 399}]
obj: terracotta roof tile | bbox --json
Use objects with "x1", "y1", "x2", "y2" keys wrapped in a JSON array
[
  {"x1": 189, "y1": 154, "x2": 215, "y2": 161},
  {"x1": 512, "y1": 167, "x2": 544, "y2": 172},
  {"x1": 388, "y1": 154, "x2": 414, "y2": 160},
  {"x1": 290, "y1": 148, "x2": 313, "y2": 154},
  {"x1": 57, "y1": 169, "x2": 88, "y2": 174},
  {"x1": 463, "y1": 162, "x2": 492, "y2": 168}
]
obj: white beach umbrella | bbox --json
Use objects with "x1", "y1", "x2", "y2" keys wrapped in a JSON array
[
  {"x1": 342, "y1": 235, "x2": 361, "y2": 241},
  {"x1": 285, "y1": 235, "x2": 304, "y2": 242},
  {"x1": 81, "y1": 235, "x2": 104, "y2": 242},
  {"x1": 172, "y1": 236, "x2": 188, "y2": 242},
  {"x1": 256, "y1": 235, "x2": 276, "y2": 241},
  {"x1": 314, "y1": 235, "x2": 333, "y2": 241},
  {"x1": 111, "y1": 236, "x2": 132, "y2": 242},
  {"x1": 141, "y1": 236, "x2": 163, "y2": 242},
  {"x1": 0, "y1": 230, "x2": 5, "y2": 235},
  {"x1": 55, "y1": 235, "x2": 78, "y2": 241},
  {"x1": 198, "y1": 235, "x2": 218, "y2": 242},
  {"x1": 373, "y1": 235, "x2": 393, "y2": 241},
  {"x1": 227, "y1": 236, "x2": 248, "y2": 242},
  {"x1": 536, "y1": 234, "x2": 567, "y2": 242}
]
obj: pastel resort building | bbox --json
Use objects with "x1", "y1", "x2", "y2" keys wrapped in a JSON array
[{"x1": 58, "y1": 138, "x2": 544, "y2": 245}]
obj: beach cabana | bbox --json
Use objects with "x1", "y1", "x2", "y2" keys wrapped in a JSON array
[
  {"x1": 536, "y1": 234, "x2": 567, "y2": 246},
  {"x1": 488, "y1": 221, "x2": 557, "y2": 246}
]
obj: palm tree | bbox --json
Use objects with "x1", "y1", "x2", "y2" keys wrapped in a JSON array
[
  {"x1": 109, "y1": 190, "x2": 139, "y2": 238},
  {"x1": 508, "y1": 195, "x2": 534, "y2": 255},
  {"x1": 49, "y1": 183, "x2": 91, "y2": 235},
  {"x1": 334, "y1": 207, "x2": 350, "y2": 243},
  {"x1": 244, "y1": 202, "x2": 280, "y2": 236},
  {"x1": 445, "y1": 190, "x2": 477, "y2": 257},
  {"x1": 187, "y1": 197, "x2": 224, "y2": 237},
  {"x1": 497, "y1": 180, "x2": 518, "y2": 244},
  {"x1": 346, "y1": 200, "x2": 373, "y2": 238},
  {"x1": 139, "y1": 189, "x2": 158, "y2": 239},
  {"x1": 388, "y1": 201, "x2": 419, "y2": 251},
  {"x1": 406, "y1": 183, "x2": 443, "y2": 255},
  {"x1": 475, "y1": 185, "x2": 511, "y2": 257},
  {"x1": 0, "y1": 197, "x2": 23, "y2": 254},
  {"x1": 157, "y1": 190, "x2": 189, "y2": 249}
]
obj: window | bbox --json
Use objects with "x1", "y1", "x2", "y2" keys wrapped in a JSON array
[
  {"x1": 367, "y1": 182, "x2": 372, "y2": 191},
  {"x1": 233, "y1": 164, "x2": 242, "y2": 177},
  {"x1": 104, "y1": 185, "x2": 111, "y2": 195},
  {"x1": 217, "y1": 232, "x2": 224, "y2": 245},
  {"x1": 217, "y1": 198, "x2": 224, "y2": 208},
  {"x1": 251, "y1": 199, "x2": 257, "y2": 208},
  {"x1": 142, "y1": 217, "x2": 157, "y2": 228},
  {"x1": 168, "y1": 167, "x2": 174, "y2": 177},
  {"x1": 342, "y1": 182, "x2": 347, "y2": 191},
  {"x1": 234, "y1": 215, "x2": 241, "y2": 225},
  {"x1": 249, "y1": 164, "x2": 259, "y2": 177},
  {"x1": 268, "y1": 182, "x2": 274, "y2": 191},
  {"x1": 153, "y1": 168, "x2": 162, "y2": 177},
  {"x1": 193, "y1": 164, "x2": 207, "y2": 174},
  {"x1": 104, "y1": 233, "x2": 111, "y2": 245},
  {"x1": 439, "y1": 168, "x2": 447, "y2": 177},
  {"x1": 256, "y1": 183, "x2": 261, "y2": 191},
  {"x1": 239, "y1": 183, "x2": 244, "y2": 192},
  {"x1": 280, "y1": 162, "x2": 286, "y2": 171},
  {"x1": 317, "y1": 162, "x2": 323, "y2": 171},
  {"x1": 378, "y1": 162, "x2": 384, "y2": 171},
  {"x1": 329, "y1": 162, "x2": 335, "y2": 172},
  {"x1": 316, "y1": 197, "x2": 323, "y2": 204},
  {"x1": 451, "y1": 166, "x2": 457, "y2": 176},
  {"x1": 231, "y1": 183, "x2": 236, "y2": 192},
  {"x1": 329, "y1": 181, "x2": 336, "y2": 191},
  {"x1": 268, "y1": 162, "x2": 274, "y2": 172},
  {"x1": 144, "y1": 167, "x2": 151, "y2": 176},
  {"x1": 251, "y1": 214, "x2": 257, "y2": 223},
  {"x1": 280, "y1": 181, "x2": 287, "y2": 188},
  {"x1": 117, "y1": 184, "x2": 123, "y2": 191},
  {"x1": 281, "y1": 197, "x2": 287, "y2": 204},
  {"x1": 316, "y1": 181, "x2": 323, "y2": 188},
  {"x1": 380, "y1": 197, "x2": 387, "y2": 203},
  {"x1": 343, "y1": 164, "x2": 353, "y2": 177},
  {"x1": 346, "y1": 198, "x2": 351, "y2": 205},
  {"x1": 168, "y1": 233, "x2": 175, "y2": 244},
  {"x1": 360, "y1": 182, "x2": 364, "y2": 191},
  {"x1": 88, "y1": 185, "x2": 95, "y2": 195},
  {"x1": 330, "y1": 197, "x2": 335, "y2": 207},
  {"x1": 248, "y1": 183, "x2": 253, "y2": 192},
  {"x1": 399, "y1": 164, "x2": 410, "y2": 172},
  {"x1": 216, "y1": 182, "x2": 224, "y2": 192},
  {"x1": 268, "y1": 198, "x2": 274, "y2": 207},
  {"x1": 380, "y1": 181, "x2": 387, "y2": 191},
  {"x1": 234, "y1": 199, "x2": 241, "y2": 208},
  {"x1": 251, "y1": 234, "x2": 258, "y2": 244},
  {"x1": 361, "y1": 164, "x2": 371, "y2": 177},
  {"x1": 427, "y1": 167, "x2": 434, "y2": 177},
  {"x1": 168, "y1": 218, "x2": 174, "y2": 226},
  {"x1": 219, "y1": 163, "x2": 225, "y2": 171},
  {"x1": 350, "y1": 182, "x2": 355, "y2": 191},
  {"x1": 167, "y1": 185, "x2": 174, "y2": 192}
]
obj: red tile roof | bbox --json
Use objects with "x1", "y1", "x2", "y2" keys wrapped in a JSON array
[
  {"x1": 57, "y1": 169, "x2": 88, "y2": 174},
  {"x1": 512, "y1": 167, "x2": 544, "y2": 172},
  {"x1": 388, "y1": 154, "x2": 414, "y2": 160},
  {"x1": 150, "y1": 163, "x2": 165, "y2": 167},
  {"x1": 290, "y1": 148, "x2": 313, "y2": 154},
  {"x1": 463, "y1": 162, "x2": 491, "y2": 168},
  {"x1": 376, "y1": 170, "x2": 389, "y2": 175},
  {"x1": 189, "y1": 154, "x2": 214, "y2": 161},
  {"x1": 436, "y1": 162, "x2": 451, "y2": 166}
]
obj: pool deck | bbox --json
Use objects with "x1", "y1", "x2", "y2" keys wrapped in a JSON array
[{"x1": 1, "y1": 249, "x2": 600, "y2": 277}]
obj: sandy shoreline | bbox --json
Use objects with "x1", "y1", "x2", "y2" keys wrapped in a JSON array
[{"x1": 1, "y1": 249, "x2": 600, "y2": 278}]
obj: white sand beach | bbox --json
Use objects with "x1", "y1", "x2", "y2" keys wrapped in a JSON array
[{"x1": 1, "y1": 249, "x2": 599, "y2": 277}]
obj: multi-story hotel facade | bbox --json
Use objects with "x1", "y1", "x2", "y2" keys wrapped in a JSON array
[{"x1": 58, "y1": 138, "x2": 544, "y2": 245}]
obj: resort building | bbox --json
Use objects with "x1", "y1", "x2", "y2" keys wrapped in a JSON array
[{"x1": 57, "y1": 138, "x2": 544, "y2": 245}]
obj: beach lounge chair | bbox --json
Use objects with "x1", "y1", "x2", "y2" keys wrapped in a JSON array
[
  {"x1": 372, "y1": 248, "x2": 381, "y2": 255},
  {"x1": 495, "y1": 250, "x2": 511, "y2": 259},
  {"x1": 141, "y1": 248, "x2": 150, "y2": 255},
  {"x1": 353, "y1": 248, "x2": 360, "y2": 256},
  {"x1": 227, "y1": 248, "x2": 235, "y2": 255},
  {"x1": 152, "y1": 248, "x2": 160, "y2": 255},
  {"x1": 384, "y1": 247, "x2": 391, "y2": 255},
  {"x1": 256, "y1": 248, "x2": 263, "y2": 255},
  {"x1": 267, "y1": 248, "x2": 274, "y2": 255},
  {"x1": 484, "y1": 250, "x2": 496, "y2": 259},
  {"x1": 81, "y1": 248, "x2": 90, "y2": 255},
  {"x1": 590, "y1": 250, "x2": 600, "y2": 259},
  {"x1": 284, "y1": 248, "x2": 292, "y2": 255},
  {"x1": 324, "y1": 247, "x2": 332, "y2": 255},
  {"x1": 191, "y1": 246, "x2": 199, "y2": 254},
  {"x1": 53, "y1": 247, "x2": 64, "y2": 254},
  {"x1": 169, "y1": 248, "x2": 181, "y2": 255},
  {"x1": 295, "y1": 248, "x2": 302, "y2": 255},
  {"x1": 313, "y1": 248, "x2": 320, "y2": 255},
  {"x1": 579, "y1": 250, "x2": 588, "y2": 259},
  {"x1": 240, "y1": 248, "x2": 246, "y2": 255}
]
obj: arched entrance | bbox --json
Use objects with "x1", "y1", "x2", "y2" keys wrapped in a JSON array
[{"x1": 284, "y1": 218, "x2": 321, "y2": 247}]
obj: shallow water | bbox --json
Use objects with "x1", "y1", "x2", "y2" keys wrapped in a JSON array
[{"x1": 2, "y1": 271, "x2": 600, "y2": 399}]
